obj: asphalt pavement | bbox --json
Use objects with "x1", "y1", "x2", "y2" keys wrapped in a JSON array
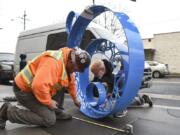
[{"x1": 0, "y1": 78, "x2": 180, "y2": 135}]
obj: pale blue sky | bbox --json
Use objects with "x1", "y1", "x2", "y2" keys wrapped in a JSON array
[{"x1": 0, "y1": 0, "x2": 180, "y2": 53}]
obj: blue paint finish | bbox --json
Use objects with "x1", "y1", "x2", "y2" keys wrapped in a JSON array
[
  {"x1": 66, "y1": 5, "x2": 144, "y2": 118},
  {"x1": 85, "y1": 82, "x2": 106, "y2": 107},
  {"x1": 66, "y1": 11, "x2": 76, "y2": 34}
]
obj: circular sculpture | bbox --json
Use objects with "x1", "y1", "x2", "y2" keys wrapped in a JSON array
[{"x1": 66, "y1": 5, "x2": 144, "y2": 119}]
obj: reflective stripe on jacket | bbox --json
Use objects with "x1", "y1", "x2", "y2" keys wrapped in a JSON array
[
  {"x1": 15, "y1": 47, "x2": 76, "y2": 108},
  {"x1": 21, "y1": 50, "x2": 66, "y2": 86}
]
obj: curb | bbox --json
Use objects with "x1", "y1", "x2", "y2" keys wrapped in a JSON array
[{"x1": 165, "y1": 75, "x2": 180, "y2": 78}]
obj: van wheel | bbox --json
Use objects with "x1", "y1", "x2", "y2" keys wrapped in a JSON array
[{"x1": 153, "y1": 71, "x2": 161, "y2": 78}]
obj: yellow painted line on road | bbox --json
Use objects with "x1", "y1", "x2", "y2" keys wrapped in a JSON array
[
  {"x1": 140, "y1": 92, "x2": 180, "y2": 101},
  {"x1": 73, "y1": 116, "x2": 127, "y2": 133}
]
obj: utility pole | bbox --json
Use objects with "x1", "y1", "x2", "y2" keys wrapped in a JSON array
[
  {"x1": 10, "y1": 10, "x2": 30, "y2": 30},
  {"x1": 18, "y1": 10, "x2": 29, "y2": 30},
  {"x1": 92, "y1": 0, "x2": 95, "y2": 5},
  {"x1": 23, "y1": 11, "x2": 27, "y2": 30}
]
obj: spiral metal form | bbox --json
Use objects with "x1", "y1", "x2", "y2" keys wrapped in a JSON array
[{"x1": 66, "y1": 5, "x2": 144, "y2": 119}]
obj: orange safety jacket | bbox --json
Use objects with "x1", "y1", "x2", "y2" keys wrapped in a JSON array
[{"x1": 15, "y1": 47, "x2": 76, "y2": 108}]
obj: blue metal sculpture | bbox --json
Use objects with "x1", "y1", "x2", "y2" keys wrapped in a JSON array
[{"x1": 66, "y1": 5, "x2": 144, "y2": 119}]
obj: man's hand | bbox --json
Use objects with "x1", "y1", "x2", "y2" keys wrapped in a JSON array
[
  {"x1": 102, "y1": 82, "x2": 108, "y2": 87},
  {"x1": 74, "y1": 98, "x2": 81, "y2": 108},
  {"x1": 50, "y1": 100, "x2": 58, "y2": 110}
]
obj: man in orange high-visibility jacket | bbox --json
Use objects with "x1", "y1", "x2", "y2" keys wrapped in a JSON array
[{"x1": 0, "y1": 47, "x2": 91, "y2": 129}]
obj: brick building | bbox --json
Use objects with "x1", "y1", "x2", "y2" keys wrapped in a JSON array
[{"x1": 143, "y1": 31, "x2": 180, "y2": 74}]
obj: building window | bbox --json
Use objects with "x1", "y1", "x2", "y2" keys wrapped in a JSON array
[{"x1": 148, "y1": 38, "x2": 151, "y2": 42}]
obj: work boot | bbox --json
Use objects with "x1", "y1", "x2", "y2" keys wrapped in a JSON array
[
  {"x1": 55, "y1": 108, "x2": 72, "y2": 120},
  {"x1": 56, "y1": 111, "x2": 72, "y2": 120},
  {"x1": 134, "y1": 96, "x2": 144, "y2": 106},
  {"x1": 3, "y1": 96, "x2": 17, "y2": 102},
  {"x1": 0, "y1": 102, "x2": 11, "y2": 129},
  {"x1": 142, "y1": 94, "x2": 153, "y2": 107}
]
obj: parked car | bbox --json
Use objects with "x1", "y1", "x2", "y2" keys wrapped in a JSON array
[
  {"x1": 0, "y1": 52, "x2": 15, "y2": 83},
  {"x1": 140, "y1": 61, "x2": 152, "y2": 89},
  {"x1": 146, "y1": 61, "x2": 169, "y2": 78}
]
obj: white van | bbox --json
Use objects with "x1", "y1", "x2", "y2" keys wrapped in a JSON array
[{"x1": 14, "y1": 22, "x2": 119, "y2": 75}]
